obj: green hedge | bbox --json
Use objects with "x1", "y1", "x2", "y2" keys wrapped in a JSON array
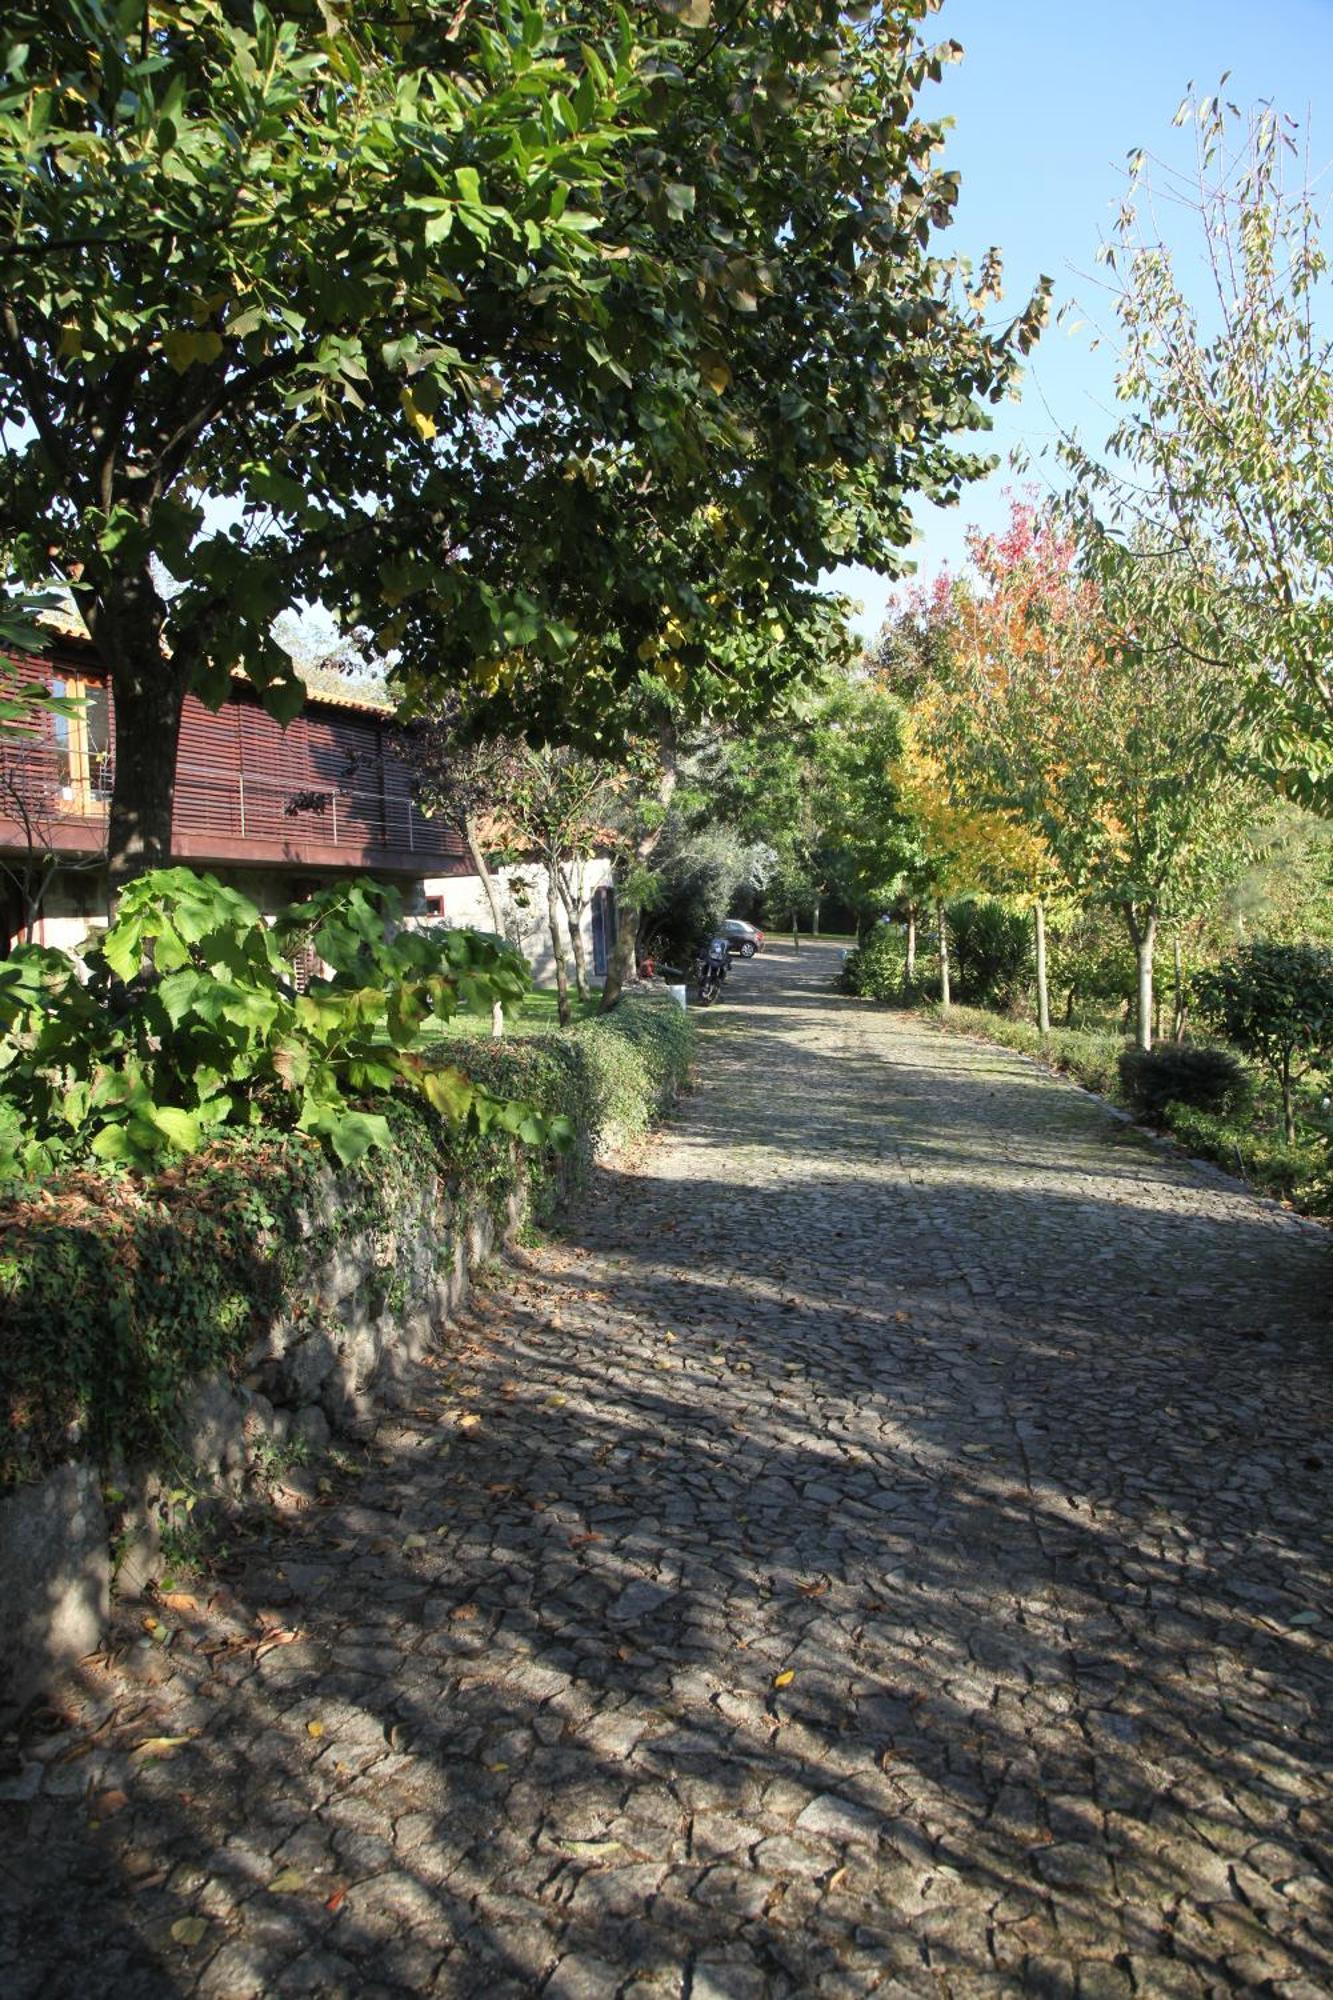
[
  {"x1": 927, "y1": 1004, "x2": 1126, "y2": 1099},
  {"x1": 1163, "y1": 1104, "x2": 1332, "y2": 1213},
  {"x1": 0, "y1": 996, "x2": 693, "y2": 1492},
  {"x1": 922, "y1": 1002, "x2": 1333, "y2": 1217}
]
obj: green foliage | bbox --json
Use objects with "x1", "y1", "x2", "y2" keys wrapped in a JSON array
[
  {"x1": 946, "y1": 897, "x2": 1032, "y2": 1009},
  {"x1": 1117, "y1": 1044, "x2": 1252, "y2": 1122},
  {"x1": 0, "y1": 2, "x2": 1045, "y2": 866},
  {"x1": 1061, "y1": 96, "x2": 1333, "y2": 801},
  {"x1": 1193, "y1": 941, "x2": 1333, "y2": 1140},
  {"x1": 1163, "y1": 1104, "x2": 1332, "y2": 1214},
  {"x1": 0, "y1": 994, "x2": 693, "y2": 1491},
  {"x1": 449, "y1": 992, "x2": 695, "y2": 1196},
  {"x1": 643, "y1": 820, "x2": 769, "y2": 963},
  {"x1": 0, "y1": 1130, "x2": 319, "y2": 1491},
  {"x1": 839, "y1": 926, "x2": 907, "y2": 1002},
  {"x1": 0, "y1": 867, "x2": 549, "y2": 1176},
  {"x1": 1046, "y1": 907, "x2": 1134, "y2": 1026},
  {"x1": 929, "y1": 1004, "x2": 1126, "y2": 1099}
]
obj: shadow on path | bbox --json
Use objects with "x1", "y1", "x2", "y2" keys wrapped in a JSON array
[{"x1": 2, "y1": 943, "x2": 1329, "y2": 1998}]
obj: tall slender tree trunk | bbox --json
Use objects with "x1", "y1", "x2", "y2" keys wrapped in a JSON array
[
  {"x1": 812, "y1": 895, "x2": 822, "y2": 938},
  {"x1": 791, "y1": 913, "x2": 800, "y2": 953},
  {"x1": 462, "y1": 811, "x2": 506, "y2": 1036},
  {"x1": 1126, "y1": 908, "x2": 1156, "y2": 1052},
  {"x1": 1172, "y1": 932, "x2": 1187, "y2": 1041},
  {"x1": 937, "y1": 900, "x2": 951, "y2": 1010},
  {"x1": 1034, "y1": 897, "x2": 1050, "y2": 1034},
  {"x1": 545, "y1": 864, "x2": 571, "y2": 1027},
  {"x1": 600, "y1": 725, "x2": 678, "y2": 1013},
  {"x1": 557, "y1": 864, "x2": 591, "y2": 1003},
  {"x1": 904, "y1": 904, "x2": 917, "y2": 996},
  {"x1": 102, "y1": 582, "x2": 183, "y2": 887}
]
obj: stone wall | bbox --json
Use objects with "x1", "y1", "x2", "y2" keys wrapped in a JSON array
[{"x1": 0, "y1": 1163, "x2": 520, "y2": 1715}]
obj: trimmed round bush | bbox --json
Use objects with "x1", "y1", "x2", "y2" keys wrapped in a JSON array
[{"x1": 1118, "y1": 1043, "x2": 1252, "y2": 1122}]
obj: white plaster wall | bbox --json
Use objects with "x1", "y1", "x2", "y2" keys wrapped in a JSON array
[{"x1": 421, "y1": 858, "x2": 615, "y2": 989}]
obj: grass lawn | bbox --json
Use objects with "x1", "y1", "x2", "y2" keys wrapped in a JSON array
[{"x1": 425, "y1": 988, "x2": 603, "y2": 1039}]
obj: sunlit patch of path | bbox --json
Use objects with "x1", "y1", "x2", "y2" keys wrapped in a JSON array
[{"x1": 3, "y1": 943, "x2": 1330, "y2": 1998}]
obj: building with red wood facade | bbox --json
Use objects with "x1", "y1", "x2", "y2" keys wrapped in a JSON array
[{"x1": 0, "y1": 633, "x2": 470, "y2": 951}]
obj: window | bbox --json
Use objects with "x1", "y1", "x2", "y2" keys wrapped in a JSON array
[{"x1": 51, "y1": 677, "x2": 112, "y2": 812}]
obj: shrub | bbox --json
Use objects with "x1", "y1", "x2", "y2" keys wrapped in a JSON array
[
  {"x1": 0, "y1": 868, "x2": 544, "y2": 1176},
  {"x1": 838, "y1": 925, "x2": 905, "y2": 1000},
  {"x1": 1193, "y1": 941, "x2": 1333, "y2": 1142},
  {"x1": 929, "y1": 1004, "x2": 1126, "y2": 1098},
  {"x1": 0, "y1": 994, "x2": 694, "y2": 1491},
  {"x1": 1163, "y1": 1103, "x2": 1331, "y2": 1211},
  {"x1": 1117, "y1": 1044, "x2": 1252, "y2": 1121},
  {"x1": 946, "y1": 897, "x2": 1032, "y2": 1009}
]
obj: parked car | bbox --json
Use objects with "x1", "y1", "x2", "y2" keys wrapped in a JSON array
[{"x1": 722, "y1": 918, "x2": 764, "y2": 958}]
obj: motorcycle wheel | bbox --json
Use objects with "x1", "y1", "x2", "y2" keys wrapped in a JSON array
[{"x1": 696, "y1": 979, "x2": 717, "y2": 1006}]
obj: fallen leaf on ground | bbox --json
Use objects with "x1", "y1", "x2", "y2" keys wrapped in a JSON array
[
  {"x1": 170, "y1": 1917, "x2": 209, "y2": 1948},
  {"x1": 401, "y1": 1534, "x2": 428, "y2": 1551},
  {"x1": 557, "y1": 1838, "x2": 622, "y2": 1859},
  {"x1": 451, "y1": 1604, "x2": 478, "y2": 1621},
  {"x1": 130, "y1": 1735, "x2": 193, "y2": 1759},
  {"x1": 306, "y1": 1720, "x2": 325, "y2": 1739},
  {"x1": 772, "y1": 1670, "x2": 795, "y2": 1689},
  {"x1": 325, "y1": 1887, "x2": 347, "y2": 1914},
  {"x1": 254, "y1": 1628, "x2": 301, "y2": 1659},
  {"x1": 267, "y1": 1868, "x2": 305, "y2": 1893},
  {"x1": 158, "y1": 1593, "x2": 198, "y2": 1614},
  {"x1": 568, "y1": 1533, "x2": 603, "y2": 1548},
  {"x1": 96, "y1": 1789, "x2": 130, "y2": 1816}
]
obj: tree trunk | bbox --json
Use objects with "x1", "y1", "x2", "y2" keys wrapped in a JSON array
[
  {"x1": 812, "y1": 896, "x2": 821, "y2": 938},
  {"x1": 904, "y1": 905, "x2": 917, "y2": 995},
  {"x1": 937, "y1": 900, "x2": 951, "y2": 1009},
  {"x1": 102, "y1": 582, "x2": 182, "y2": 887},
  {"x1": 1281, "y1": 1051, "x2": 1295, "y2": 1145},
  {"x1": 1034, "y1": 898, "x2": 1050, "y2": 1035},
  {"x1": 462, "y1": 812, "x2": 504, "y2": 932},
  {"x1": 1172, "y1": 932, "x2": 1187, "y2": 1041},
  {"x1": 600, "y1": 725, "x2": 678, "y2": 1013},
  {"x1": 560, "y1": 872, "x2": 591, "y2": 1003},
  {"x1": 461, "y1": 811, "x2": 506, "y2": 1036},
  {"x1": 545, "y1": 865, "x2": 571, "y2": 1027},
  {"x1": 792, "y1": 914, "x2": 800, "y2": 953},
  {"x1": 1127, "y1": 910, "x2": 1156, "y2": 1052}
]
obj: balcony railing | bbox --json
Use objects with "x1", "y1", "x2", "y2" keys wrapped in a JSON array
[{"x1": 0, "y1": 743, "x2": 457, "y2": 861}]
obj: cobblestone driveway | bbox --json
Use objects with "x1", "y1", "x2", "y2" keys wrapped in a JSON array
[{"x1": 4, "y1": 943, "x2": 1331, "y2": 1998}]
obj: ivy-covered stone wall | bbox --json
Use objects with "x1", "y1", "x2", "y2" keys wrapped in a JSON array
[{"x1": 0, "y1": 994, "x2": 693, "y2": 1710}]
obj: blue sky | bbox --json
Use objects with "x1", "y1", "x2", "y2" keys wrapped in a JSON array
[{"x1": 827, "y1": 0, "x2": 1333, "y2": 639}]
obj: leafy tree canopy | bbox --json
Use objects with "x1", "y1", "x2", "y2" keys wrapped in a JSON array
[
  {"x1": 1060, "y1": 93, "x2": 1333, "y2": 806},
  {"x1": 0, "y1": 0, "x2": 1047, "y2": 873}
]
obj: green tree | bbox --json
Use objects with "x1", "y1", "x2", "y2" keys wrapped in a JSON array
[
  {"x1": 1, "y1": 1, "x2": 1046, "y2": 880},
  {"x1": 0, "y1": 1, "x2": 650, "y2": 877},
  {"x1": 1062, "y1": 93, "x2": 1333, "y2": 803},
  {"x1": 948, "y1": 502, "x2": 1259, "y2": 1049},
  {"x1": 490, "y1": 743, "x2": 626, "y2": 1025},
  {"x1": 1195, "y1": 941, "x2": 1333, "y2": 1143}
]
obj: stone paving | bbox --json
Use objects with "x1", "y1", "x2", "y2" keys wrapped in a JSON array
[{"x1": 3, "y1": 941, "x2": 1332, "y2": 1999}]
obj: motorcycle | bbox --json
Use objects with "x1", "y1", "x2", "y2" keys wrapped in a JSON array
[{"x1": 693, "y1": 933, "x2": 731, "y2": 1006}]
